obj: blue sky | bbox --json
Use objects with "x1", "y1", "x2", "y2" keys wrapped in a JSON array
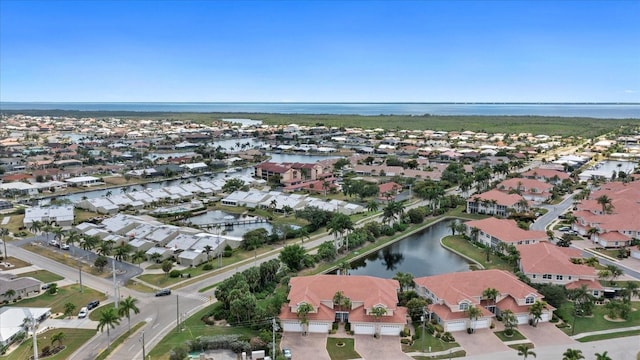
[{"x1": 1, "y1": 0, "x2": 639, "y2": 102}]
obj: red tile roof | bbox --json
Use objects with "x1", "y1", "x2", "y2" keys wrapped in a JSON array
[
  {"x1": 471, "y1": 189, "x2": 524, "y2": 207},
  {"x1": 465, "y1": 218, "x2": 547, "y2": 243},
  {"x1": 517, "y1": 242, "x2": 597, "y2": 277}
]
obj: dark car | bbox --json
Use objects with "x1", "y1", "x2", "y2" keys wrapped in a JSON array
[
  {"x1": 87, "y1": 300, "x2": 100, "y2": 310},
  {"x1": 155, "y1": 289, "x2": 171, "y2": 297}
]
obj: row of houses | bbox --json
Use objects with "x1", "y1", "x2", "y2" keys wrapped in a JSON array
[
  {"x1": 279, "y1": 270, "x2": 554, "y2": 335},
  {"x1": 221, "y1": 190, "x2": 365, "y2": 215},
  {"x1": 75, "y1": 214, "x2": 239, "y2": 267}
]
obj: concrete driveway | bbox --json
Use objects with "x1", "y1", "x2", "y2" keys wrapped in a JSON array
[
  {"x1": 354, "y1": 335, "x2": 412, "y2": 360},
  {"x1": 454, "y1": 329, "x2": 510, "y2": 356},
  {"x1": 517, "y1": 322, "x2": 575, "y2": 347},
  {"x1": 281, "y1": 332, "x2": 330, "y2": 360}
]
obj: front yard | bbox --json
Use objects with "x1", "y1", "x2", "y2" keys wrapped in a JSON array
[
  {"x1": 17, "y1": 269, "x2": 64, "y2": 283},
  {"x1": 326, "y1": 337, "x2": 360, "y2": 360},
  {"x1": 556, "y1": 301, "x2": 640, "y2": 335},
  {"x1": 5, "y1": 284, "x2": 105, "y2": 315},
  {"x1": 3, "y1": 328, "x2": 96, "y2": 360}
]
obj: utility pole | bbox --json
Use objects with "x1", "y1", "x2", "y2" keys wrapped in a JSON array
[
  {"x1": 272, "y1": 317, "x2": 277, "y2": 359},
  {"x1": 112, "y1": 258, "x2": 118, "y2": 308},
  {"x1": 140, "y1": 331, "x2": 146, "y2": 360},
  {"x1": 78, "y1": 263, "x2": 83, "y2": 293},
  {"x1": 29, "y1": 314, "x2": 38, "y2": 360},
  {"x1": 420, "y1": 313, "x2": 425, "y2": 354}
]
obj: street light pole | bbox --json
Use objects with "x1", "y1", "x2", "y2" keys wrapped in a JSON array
[
  {"x1": 421, "y1": 314, "x2": 425, "y2": 354},
  {"x1": 78, "y1": 263, "x2": 83, "y2": 293},
  {"x1": 140, "y1": 331, "x2": 146, "y2": 360}
]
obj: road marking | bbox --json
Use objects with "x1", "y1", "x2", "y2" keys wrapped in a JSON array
[{"x1": 152, "y1": 323, "x2": 160, "y2": 329}]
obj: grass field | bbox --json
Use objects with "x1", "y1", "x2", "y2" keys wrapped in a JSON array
[
  {"x1": 557, "y1": 301, "x2": 640, "y2": 335},
  {"x1": 413, "y1": 350, "x2": 467, "y2": 359},
  {"x1": 17, "y1": 270, "x2": 64, "y2": 283},
  {"x1": 24, "y1": 244, "x2": 109, "y2": 277},
  {"x1": 326, "y1": 337, "x2": 360, "y2": 360},
  {"x1": 1, "y1": 256, "x2": 31, "y2": 269},
  {"x1": 1, "y1": 214, "x2": 29, "y2": 237},
  {"x1": 403, "y1": 323, "x2": 460, "y2": 353},
  {"x1": 3, "y1": 328, "x2": 96, "y2": 360},
  {"x1": 441, "y1": 236, "x2": 512, "y2": 271},
  {"x1": 6, "y1": 284, "x2": 105, "y2": 315}
]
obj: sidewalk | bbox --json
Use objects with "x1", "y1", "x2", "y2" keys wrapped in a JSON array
[{"x1": 570, "y1": 325, "x2": 640, "y2": 340}]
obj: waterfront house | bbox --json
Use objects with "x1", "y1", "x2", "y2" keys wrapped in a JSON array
[
  {"x1": 466, "y1": 189, "x2": 526, "y2": 217},
  {"x1": 464, "y1": 217, "x2": 547, "y2": 249}
]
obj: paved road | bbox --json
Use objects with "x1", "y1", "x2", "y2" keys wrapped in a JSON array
[{"x1": 530, "y1": 192, "x2": 575, "y2": 231}]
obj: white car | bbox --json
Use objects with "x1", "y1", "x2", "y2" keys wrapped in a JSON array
[
  {"x1": 48, "y1": 239, "x2": 58, "y2": 247},
  {"x1": 61, "y1": 243, "x2": 70, "y2": 250},
  {"x1": 78, "y1": 307, "x2": 88, "y2": 319}
]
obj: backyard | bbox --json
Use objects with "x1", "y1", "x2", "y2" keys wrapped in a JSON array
[{"x1": 441, "y1": 235, "x2": 512, "y2": 271}]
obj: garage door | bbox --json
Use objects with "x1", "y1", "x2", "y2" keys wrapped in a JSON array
[
  {"x1": 540, "y1": 313, "x2": 551, "y2": 322},
  {"x1": 474, "y1": 318, "x2": 490, "y2": 329},
  {"x1": 308, "y1": 322, "x2": 329, "y2": 333},
  {"x1": 354, "y1": 323, "x2": 375, "y2": 335},
  {"x1": 380, "y1": 324, "x2": 402, "y2": 336},
  {"x1": 516, "y1": 314, "x2": 529, "y2": 325},
  {"x1": 282, "y1": 321, "x2": 303, "y2": 332},
  {"x1": 445, "y1": 320, "x2": 466, "y2": 332}
]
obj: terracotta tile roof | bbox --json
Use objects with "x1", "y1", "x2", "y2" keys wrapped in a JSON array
[
  {"x1": 287, "y1": 275, "x2": 400, "y2": 311},
  {"x1": 471, "y1": 189, "x2": 524, "y2": 207},
  {"x1": 415, "y1": 270, "x2": 543, "y2": 306},
  {"x1": 465, "y1": 218, "x2": 547, "y2": 243},
  {"x1": 496, "y1": 296, "x2": 542, "y2": 314},
  {"x1": 256, "y1": 162, "x2": 292, "y2": 173},
  {"x1": 565, "y1": 279, "x2": 604, "y2": 291},
  {"x1": 517, "y1": 242, "x2": 597, "y2": 277},
  {"x1": 278, "y1": 303, "x2": 336, "y2": 321},
  {"x1": 599, "y1": 231, "x2": 630, "y2": 241},
  {"x1": 429, "y1": 303, "x2": 494, "y2": 321},
  {"x1": 522, "y1": 167, "x2": 570, "y2": 180},
  {"x1": 349, "y1": 306, "x2": 408, "y2": 324},
  {"x1": 497, "y1": 178, "x2": 553, "y2": 193},
  {"x1": 378, "y1": 182, "x2": 402, "y2": 194}
]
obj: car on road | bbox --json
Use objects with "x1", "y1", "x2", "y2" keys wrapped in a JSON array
[
  {"x1": 48, "y1": 239, "x2": 59, "y2": 247},
  {"x1": 282, "y1": 348, "x2": 292, "y2": 359},
  {"x1": 87, "y1": 300, "x2": 100, "y2": 310},
  {"x1": 78, "y1": 307, "x2": 88, "y2": 319},
  {"x1": 155, "y1": 289, "x2": 171, "y2": 297},
  {"x1": 61, "y1": 243, "x2": 70, "y2": 250}
]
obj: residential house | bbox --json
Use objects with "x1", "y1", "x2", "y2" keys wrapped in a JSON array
[
  {"x1": 464, "y1": 218, "x2": 547, "y2": 249},
  {"x1": 522, "y1": 168, "x2": 570, "y2": 184},
  {"x1": 0, "y1": 307, "x2": 50, "y2": 347},
  {"x1": 378, "y1": 182, "x2": 403, "y2": 201},
  {"x1": 414, "y1": 270, "x2": 553, "y2": 332},
  {"x1": 0, "y1": 274, "x2": 42, "y2": 302},
  {"x1": 517, "y1": 242, "x2": 603, "y2": 297},
  {"x1": 466, "y1": 190, "x2": 527, "y2": 217},
  {"x1": 279, "y1": 275, "x2": 407, "y2": 336},
  {"x1": 496, "y1": 178, "x2": 553, "y2": 204},
  {"x1": 23, "y1": 205, "x2": 75, "y2": 227}
]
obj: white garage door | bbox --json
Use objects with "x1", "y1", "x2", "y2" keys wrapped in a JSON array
[
  {"x1": 380, "y1": 324, "x2": 402, "y2": 336},
  {"x1": 516, "y1": 314, "x2": 529, "y2": 325},
  {"x1": 445, "y1": 320, "x2": 466, "y2": 332},
  {"x1": 540, "y1": 313, "x2": 551, "y2": 322},
  {"x1": 474, "y1": 318, "x2": 490, "y2": 329},
  {"x1": 282, "y1": 321, "x2": 303, "y2": 332},
  {"x1": 354, "y1": 323, "x2": 375, "y2": 335},
  {"x1": 308, "y1": 322, "x2": 329, "y2": 333}
]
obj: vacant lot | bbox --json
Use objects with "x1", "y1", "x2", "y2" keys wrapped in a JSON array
[{"x1": 17, "y1": 269, "x2": 64, "y2": 283}]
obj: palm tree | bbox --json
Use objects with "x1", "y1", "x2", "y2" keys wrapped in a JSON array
[
  {"x1": 114, "y1": 244, "x2": 132, "y2": 262},
  {"x1": 562, "y1": 348, "x2": 585, "y2": 360},
  {"x1": 594, "y1": 351, "x2": 612, "y2": 360},
  {"x1": 66, "y1": 230, "x2": 81, "y2": 255},
  {"x1": 501, "y1": 309, "x2": 517, "y2": 336},
  {"x1": 297, "y1": 227, "x2": 310, "y2": 244},
  {"x1": 51, "y1": 331, "x2": 65, "y2": 348},
  {"x1": 3, "y1": 289, "x2": 16, "y2": 302},
  {"x1": 366, "y1": 200, "x2": 379, "y2": 213},
  {"x1": 371, "y1": 306, "x2": 387, "y2": 337},
  {"x1": 80, "y1": 235, "x2": 98, "y2": 251},
  {"x1": 296, "y1": 302, "x2": 314, "y2": 336},
  {"x1": 516, "y1": 344, "x2": 536, "y2": 359},
  {"x1": 29, "y1": 220, "x2": 43, "y2": 236},
  {"x1": 52, "y1": 227, "x2": 65, "y2": 244},
  {"x1": 470, "y1": 226, "x2": 480, "y2": 243},
  {"x1": 529, "y1": 300, "x2": 547, "y2": 327},
  {"x1": 333, "y1": 291, "x2": 351, "y2": 313},
  {"x1": 118, "y1": 296, "x2": 140, "y2": 332},
  {"x1": 97, "y1": 241, "x2": 114, "y2": 257},
  {"x1": 596, "y1": 195, "x2": 613, "y2": 214},
  {"x1": 466, "y1": 305, "x2": 482, "y2": 333},
  {"x1": 203, "y1": 245, "x2": 213, "y2": 262},
  {"x1": 622, "y1": 281, "x2": 640, "y2": 303},
  {"x1": 605, "y1": 264, "x2": 623, "y2": 285},
  {"x1": 338, "y1": 260, "x2": 350, "y2": 276},
  {"x1": 0, "y1": 227, "x2": 9, "y2": 260},
  {"x1": 322, "y1": 180, "x2": 331, "y2": 197},
  {"x1": 448, "y1": 221, "x2": 459, "y2": 236},
  {"x1": 393, "y1": 272, "x2": 415, "y2": 293},
  {"x1": 131, "y1": 250, "x2": 146, "y2": 267},
  {"x1": 482, "y1": 288, "x2": 499, "y2": 313},
  {"x1": 97, "y1": 307, "x2": 121, "y2": 348},
  {"x1": 150, "y1": 252, "x2": 162, "y2": 263},
  {"x1": 105, "y1": 190, "x2": 113, "y2": 198}
]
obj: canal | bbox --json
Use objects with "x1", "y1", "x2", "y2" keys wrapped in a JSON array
[{"x1": 347, "y1": 219, "x2": 471, "y2": 278}]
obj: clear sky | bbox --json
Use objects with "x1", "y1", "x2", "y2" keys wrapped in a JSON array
[{"x1": 1, "y1": 0, "x2": 639, "y2": 103}]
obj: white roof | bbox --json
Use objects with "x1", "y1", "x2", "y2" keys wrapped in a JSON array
[
  {"x1": 24, "y1": 205, "x2": 74, "y2": 223},
  {"x1": 0, "y1": 307, "x2": 50, "y2": 343},
  {"x1": 66, "y1": 176, "x2": 100, "y2": 183},
  {"x1": 0, "y1": 182, "x2": 36, "y2": 191}
]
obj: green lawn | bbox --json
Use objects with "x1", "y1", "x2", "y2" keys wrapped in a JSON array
[
  {"x1": 576, "y1": 329, "x2": 640, "y2": 343},
  {"x1": 6, "y1": 284, "x2": 105, "y2": 315},
  {"x1": 494, "y1": 329, "x2": 527, "y2": 342},
  {"x1": 441, "y1": 236, "x2": 512, "y2": 271},
  {"x1": 507, "y1": 343, "x2": 535, "y2": 350},
  {"x1": 147, "y1": 305, "x2": 259, "y2": 360},
  {"x1": 557, "y1": 302, "x2": 640, "y2": 335},
  {"x1": 326, "y1": 337, "x2": 360, "y2": 360},
  {"x1": 89, "y1": 303, "x2": 116, "y2": 321},
  {"x1": 403, "y1": 323, "x2": 460, "y2": 353},
  {"x1": 17, "y1": 270, "x2": 64, "y2": 283},
  {"x1": 3, "y1": 328, "x2": 96, "y2": 360},
  {"x1": 413, "y1": 350, "x2": 466, "y2": 359}
]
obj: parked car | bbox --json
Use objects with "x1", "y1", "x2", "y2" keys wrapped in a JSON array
[
  {"x1": 61, "y1": 243, "x2": 70, "y2": 250},
  {"x1": 155, "y1": 289, "x2": 171, "y2": 297},
  {"x1": 41, "y1": 283, "x2": 51, "y2": 290},
  {"x1": 87, "y1": 300, "x2": 100, "y2": 310},
  {"x1": 558, "y1": 226, "x2": 571, "y2": 232},
  {"x1": 282, "y1": 348, "x2": 292, "y2": 360},
  {"x1": 78, "y1": 307, "x2": 88, "y2": 319},
  {"x1": 48, "y1": 239, "x2": 59, "y2": 247}
]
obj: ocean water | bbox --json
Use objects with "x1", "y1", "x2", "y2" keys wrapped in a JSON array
[{"x1": 1, "y1": 102, "x2": 639, "y2": 119}]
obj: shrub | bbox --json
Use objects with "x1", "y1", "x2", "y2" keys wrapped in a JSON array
[
  {"x1": 344, "y1": 322, "x2": 351, "y2": 331},
  {"x1": 223, "y1": 244, "x2": 233, "y2": 257},
  {"x1": 332, "y1": 322, "x2": 339, "y2": 330},
  {"x1": 169, "y1": 270, "x2": 182, "y2": 278},
  {"x1": 434, "y1": 324, "x2": 444, "y2": 333},
  {"x1": 400, "y1": 338, "x2": 411, "y2": 344},
  {"x1": 441, "y1": 332, "x2": 455, "y2": 342},
  {"x1": 203, "y1": 263, "x2": 213, "y2": 271}
]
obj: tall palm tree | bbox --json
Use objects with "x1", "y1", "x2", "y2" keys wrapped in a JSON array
[
  {"x1": 594, "y1": 351, "x2": 612, "y2": 360},
  {"x1": 604, "y1": 264, "x2": 623, "y2": 285},
  {"x1": 448, "y1": 221, "x2": 459, "y2": 236},
  {"x1": 596, "y1": 195, "x2": 613, "y2": 214},
  {"x1": 131, "y1": 250, "x2": 147, "y2": 267},
  {"x1": 393, "y1": 272, "x2": 415, "y2": 293},
  {"x1": 623, "y1": 281, "x2": 640, "y2": 303},
  {"x1": 97, "y1": 307, "x2": 121, "y2": 348},
  {"x1": 482, "y1": 288, "x2": 500, "y2": 313},
  {"x1": 118, "y1": 296, "x2": 140, "y2": 332},
  {"x1": 529, "y1": 300, "x2": 547, "y2": 327},
  {"x1": 52, "y1": 227, "x2": 65, "y2": 244},
  {"x1": 470, "y1": 226, "x2": 480, "y2": 243},
  {"x1": 338, "y1": 260, "x2": 350, "y2": 276},
  {"x1": 29, "y1": 220, "x2": 43, "y2": 236},
  {"x1": 366, "y1": 200, "x2": 379, "y2": 213},
  {"x1": 501, "y1": 309, "x2": 517, "y2": 336},
  {"x1": 66, "y1": 230, "x2": 81, "y2": 255},
  {"x1": 0, "y1": 227, "x2": 9, "y2": 260},
  {"x1": 371, "y1": 306, "x2": 387, "y2": 337},
  {"x1": 516, "y1": 344, "x2": 536, "y2": 359},
  {"x1": 203, "y1": 245, "x2": 213, "y2": 262},
  {"x1": 466, "y1": 305, "x2": 482, "y2": 333},
  {"x1": 562, "y1": 348, "x2": 585, "y2": 360},
  {"x1": 296, "y1": 302, "x2": 314, "y2": 336},
  {"x1": 114, "y1": 244, "x2": 132, "y2": 262}
]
